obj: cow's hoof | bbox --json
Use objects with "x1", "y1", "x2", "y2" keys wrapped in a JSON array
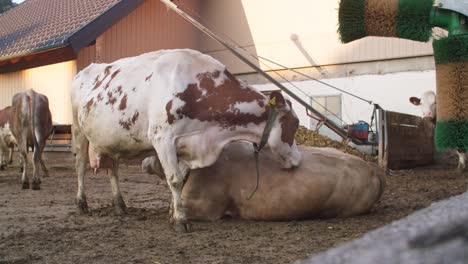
[
  {"x1": 76, "y1": 198, "x2": 89, "y2": 214},
  {"x1": 112, "y1": 196, "x2": 127, "y2": 215},
  {"x1": 31, "y1": 181, "x2": 41, "y2": 190},
  {"x1": 19, "y1": 167, "x2": 24, "y2": 173},
  {"x1": 168, "y1": 213, "x2": 175, "y2": 224},
  {"x1": 0, "y1": 165, "x2": 5, "y2": 170},
  {"x1": 22, "y1": 181, "x2": 30, "y2": 189},
  {"x1": 173, "y1": 221, "x2": 193, "y2": 233}
]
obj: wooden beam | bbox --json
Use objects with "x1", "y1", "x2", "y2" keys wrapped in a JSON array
[
  {"x1": 67, "y1": 0, "x2": 145, "y2": 52},
  {"x1": 0, "y1": 46, "x2": 76, "y2": 74}
]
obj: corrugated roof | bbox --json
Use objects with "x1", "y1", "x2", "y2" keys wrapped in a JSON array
[{"x1": 0, "y1": 0, "x2": 122, "y2": 61}]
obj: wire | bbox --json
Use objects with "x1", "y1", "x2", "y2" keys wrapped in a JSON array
[
  {"x1": 174, "y1": 1, "x2": 381, "y2": 131},
  {"x1": 177, "y1": 3, "x2": 375, "y2": 106}
]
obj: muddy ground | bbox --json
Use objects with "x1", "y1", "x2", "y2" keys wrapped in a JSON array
[{"x1": 0, "y1": 151, "x2": 466, "y2": 264}]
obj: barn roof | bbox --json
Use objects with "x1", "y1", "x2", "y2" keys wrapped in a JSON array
[{"x1": 0, "y1": 0, "x2": 144, "y2": 62}]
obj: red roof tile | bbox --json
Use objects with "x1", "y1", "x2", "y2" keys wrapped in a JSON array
[{"x1": 0, "y1": 0, "x2": 122, "y2": 60}]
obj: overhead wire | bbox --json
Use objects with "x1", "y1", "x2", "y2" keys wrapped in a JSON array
[
  {"x1": 173, "y1": 1, "x2": 382, "y2": 137},
  {"x1": 176, "y1": 2, "x2": 349, "y2": 127}
]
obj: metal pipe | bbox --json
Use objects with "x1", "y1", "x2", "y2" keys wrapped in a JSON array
[{"x1": 160, "y1": 0, "x2": 373, "y2": 146}]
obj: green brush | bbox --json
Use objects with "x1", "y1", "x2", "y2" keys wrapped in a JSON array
[
  {"x1": 433, "y1": 34, "x2": 468, "y2": 151},
  {"x1": 339, "y1": 0, "x2": 468, "y2": 152},
  {"x1": 338, "y1": 0, "x2": 434, "y2": 43}
]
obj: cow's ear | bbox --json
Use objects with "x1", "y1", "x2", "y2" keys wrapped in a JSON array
[
  {"x1": 409, "y1": 97, "x2": 421, "y2": 106},
  {"x1": 268, "y1": 91, "x2": 286, "y2": 109}
]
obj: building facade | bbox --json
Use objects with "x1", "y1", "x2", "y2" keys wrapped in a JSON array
[{"x1": 0, "y1": 0, "x2": 439, "y2": 139}]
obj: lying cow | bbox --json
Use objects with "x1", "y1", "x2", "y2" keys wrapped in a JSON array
[
  {"x1": 0, "y1": 106, "x2": 16, "y2": 170},
  {"x1": 409, "y1": 91, "x2": 467, "y2": 171},
  {"x1": 142, "y1": 142, "x2": 385, "y2": 221},
  {"x1": 72, "y1": 49, "x2": 302, "y2": 232},
  {"x1": 10, "y1": 90, "x2": 52, "y2": 190}
]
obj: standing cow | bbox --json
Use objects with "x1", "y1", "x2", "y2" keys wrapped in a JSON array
[
  {"x1": 143, "y1": 142, "x2": 385, "y2": 221},
  {"x1": 72, "y1": 49, "x2": 302, "y2": 232},
  {"x1": 409, "y1": 90, "x2": 467, "y2": 170},
  {"x1": 0, "y1": 106, "x2": 16, "y2": 169},
  {"x1": 10, "y1": 90, "x2": 52, "y2": 190}
]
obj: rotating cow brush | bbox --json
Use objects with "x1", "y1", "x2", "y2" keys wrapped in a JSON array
[{"x1": 339, "y1": 0, "x2": 468, "y2": 153}]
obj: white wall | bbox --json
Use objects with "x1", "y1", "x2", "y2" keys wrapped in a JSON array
[
  {"x1": 199, "y1": 0, "x2": 434, "y2": 75},
  {"x1": 254, "y1": 70, "x2": 436, "y2": 141}
]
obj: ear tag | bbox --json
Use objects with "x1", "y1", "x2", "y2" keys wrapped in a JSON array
[{"x1": 268, "y1": 97, "x2": 277, "y2": 106}]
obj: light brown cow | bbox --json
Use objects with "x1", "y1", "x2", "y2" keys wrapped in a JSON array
[
  {"x1": 10, "y1": 90, "x2": 52, "y2": 190},
  {"x1": 0, "y1": 106, "x2": 16, "y2": 170},
  {"x1": 143, "y1": 142, "x2": 385, "y2": 221}
]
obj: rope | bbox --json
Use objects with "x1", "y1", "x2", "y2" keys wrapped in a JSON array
[{"x1": 247, "y1": 104, "x2": 278, "y2": 200}]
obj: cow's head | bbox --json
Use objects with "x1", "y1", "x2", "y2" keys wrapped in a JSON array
[
  {"x1": 409, "y1": 91, "x2": 437, "y2": 121},
  {"x1": 266, "y1": 91, "x2": 302, "y2": 169}
]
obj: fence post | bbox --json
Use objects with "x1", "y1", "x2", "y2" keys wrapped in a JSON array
[{"x1": 378, "y1": 109, "x2": 387, "y2": 169}]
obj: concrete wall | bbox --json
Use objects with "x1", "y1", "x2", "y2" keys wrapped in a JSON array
[{"x1": 0, "y1": 60, "x2": 76, "y2": 124}]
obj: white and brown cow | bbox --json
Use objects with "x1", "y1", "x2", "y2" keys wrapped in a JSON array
[
  {"x1": 0, "y1": 106, "x2": 16, "y2": 170},
  {"x1": 10, "y1": 90, "x2": 52, "y2": 190},
  {"x1": 143, "y1": 142, "x2": 385, "y2": 221},
  {"x1": 71, "y1": 49, "x2": 302, "y2": 232},
  {"x1": 409, "y1": 90, "x2": 467, "y2": 171}
]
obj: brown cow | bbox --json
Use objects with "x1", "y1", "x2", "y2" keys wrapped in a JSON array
[
  {"x1": 143, "y1": 142, "x2": 385, "y2": 221},
  {"x1": 0, "y1": 106, "x2": 16, "y2": 170},
  {"x1": 9, "y1": 90, "x2": 52, "y2": 190}
]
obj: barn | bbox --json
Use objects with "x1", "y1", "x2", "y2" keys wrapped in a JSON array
[
  {"x1": 0, "y1": 1, "x2": 465, "y2": 263},
  {"x1": 0, "y1": 0, "x2": 436, "y2": 130}
]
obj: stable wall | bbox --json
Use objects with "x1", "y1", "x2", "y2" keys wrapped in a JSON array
[
  {"x1": 0, "y1": 60, "x2": 76, "y2": 124},
  {"x1": 77, "y1": 0, "x2": 201, "y2": 71}
]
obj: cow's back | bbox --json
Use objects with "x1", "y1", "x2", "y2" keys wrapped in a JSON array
[
  {"x1": 0, "y1": 106, "x2": 11, "y2": 128},
  {"x1": 10, "y1": 90, "x2": 52, "y2": 143},
  {"x1": 32, "y1": 92, "x2": 53, "y2": 139},
  {"x1": 0, "y1": 106, "x2": 14, "y2": 148},
  {"x1": 71, "y1": 49, "x2": 250, "y2": 161},
  {"x1": 182, "y1": 143, "x2": 385, "y2": 220}
]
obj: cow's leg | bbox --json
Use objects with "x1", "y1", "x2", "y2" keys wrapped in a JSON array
[
  {"x1": 19, "y1": 156, "x2": 23, "y2": 173},
  {"x1": 8, "y1": 146, "x2": 13, "y2": 165},
  {"x1": 74, "y1": 127, "x2": 90, "y2": 214},
  {"x1": 153, "y1": 137, "x2": 191, "y2": 232},
  {"x1": 0, "y1": 148, "x2": 5, "y2": 170},
  {"x1": 37, "y1": 139, "x2": 49, "y2": 178},
  {"x1": 457, "y1": 151, "x2": 466, "y2": 171},
  {"x1": 18, "y1": 142, "x2": 29, "y2": 189},
  {"x1": 108, "y1": 159, "x2": 127, "y2": 215},
  {"x1": 31, "y1": 144, "x2": 42, "y2": 190}
]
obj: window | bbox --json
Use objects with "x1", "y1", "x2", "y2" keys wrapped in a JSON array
[
  {"x1": 309, "y1": 95, "x2": 343, "y2": 141},
  {"x1": 310, "y1": 95, "x2": 342, "y2": 119}
]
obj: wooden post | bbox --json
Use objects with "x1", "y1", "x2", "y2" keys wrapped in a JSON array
[
  {"x1": 95, "y1": 35, "x2": 105, "y2": 63},
  {"x1": 378, "y1": 109, "x2": 387, "y2": 169}
]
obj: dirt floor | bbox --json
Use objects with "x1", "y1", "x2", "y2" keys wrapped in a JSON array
[{"x1": 0, "y1": 151, "x2": 466, "y2": 264}]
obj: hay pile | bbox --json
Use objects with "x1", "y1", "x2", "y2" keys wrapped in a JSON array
[{"x1": 295, "y1": 126, "x2": 376, "y2": 162}]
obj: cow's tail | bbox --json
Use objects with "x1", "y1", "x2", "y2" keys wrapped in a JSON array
[{"x1": 27, "y1": 93, "x2": 49, "y2": 178}]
